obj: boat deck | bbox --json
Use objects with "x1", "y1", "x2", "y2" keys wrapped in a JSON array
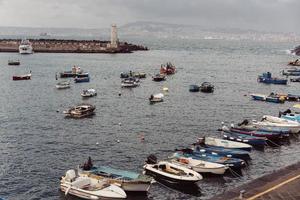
[{"x1": 211, "y1": 161, "x2": 300, "y2": 200}]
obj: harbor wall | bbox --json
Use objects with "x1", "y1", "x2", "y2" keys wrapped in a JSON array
[{"x1": 0, "y1": 39, "x2": 148, "y2": 53}]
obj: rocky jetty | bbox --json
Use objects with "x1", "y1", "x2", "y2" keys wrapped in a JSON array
[{"x1": 0, "y1": 39, "x2": 148, "y2": 53}]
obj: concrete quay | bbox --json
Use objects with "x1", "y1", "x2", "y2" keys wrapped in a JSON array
[
  {"x1": 211, "y1": 161, "x2": 300, "y2": 200},
  {"x1": 0, "y1": 39, "x2": 148, "y2": 53}
]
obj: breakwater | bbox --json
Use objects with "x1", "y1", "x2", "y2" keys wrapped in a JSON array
[{"x1": 0, "y1": 39, "x2": 148, "y2": 53}]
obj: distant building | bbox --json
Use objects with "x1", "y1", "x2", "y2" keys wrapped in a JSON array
[{"x1": 108, "y1": 24, "x2": 119, "y2": 49}]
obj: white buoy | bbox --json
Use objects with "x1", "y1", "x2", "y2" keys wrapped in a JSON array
[
  {"x1": 96, "y1": 142, "x2": 99, "y2": 145},
  {"x1": 117, "y1": 140, "x2": 120, "y2": 143},
  {"x1": 162, "y1": 87, "x2": 169, "y2": 92},
  {"x1": 118, "y1": 122, "x2": 122, "y2": 126}
]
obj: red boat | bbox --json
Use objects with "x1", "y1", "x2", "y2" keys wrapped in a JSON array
[
  {"x1": 12, "y1": 73, "x2": 31, "y2": 81},
  {"x1": 160, "y1": 62, "x2": 176, "y2": 75}
]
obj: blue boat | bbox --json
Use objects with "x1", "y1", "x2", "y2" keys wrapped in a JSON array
[
  {"x1": 286, "y1": 94, "x2": 300, "y2": 101},
  {"x1": 250, "y1": 93, "x2": 285, "y2": 103},
  {"x1": 282, "y1": 70, "x2": 300, "y2": 76},
  {"x1": 251, "y1": 93, "x2": 266, "y2": 101},
  {"x1": 174, "y1": 149, "x2": 245, "y2": 169},
  {"x1": 189, "y1": 84, "x2": 200, "y2": 92},
  {"x1": 281, "y1": 112, "x2": 300, "y2": 122},
  {"x1": 193, "y1": 145, "x2": 251, "y2": 160},
  {"x1": 222, "y1": 130, "x2": 266, "y2": 148},
  {"x1": 257, "y1": 72, "x2": 287, "y2": 85},
  {"x1": 75, "y1": 75, "x2": 90, "y2": 83}
]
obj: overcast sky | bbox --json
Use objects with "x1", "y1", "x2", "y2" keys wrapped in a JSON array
[{"x1": 0, "y1": 0, "x2": 299, "y2": 33}]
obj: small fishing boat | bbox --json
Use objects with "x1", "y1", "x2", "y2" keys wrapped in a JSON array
[
  {"x1": 149, "y1": 93, "x2": 164, "y2": 103},
  {"x1": 286, "y1": 94, "x2": 300, "y2": 101},
  {"x1": 63, "y1": 104, "x2": 95, "y2": 118},
  {"x1": 222, "y1": 129, "x2": 266, "y2": 148},
  {"x1": 120, "y1": 72, "x2": 146, "y2": 79},
  {"x1": 290, "y1": 77, "x2": 300, "y2": 82},
  {"x1": 152, "y1": 74, "x2": 166, "y2": 82},
  {"x1": 193, "y1": 144, "x2": 251, "y2": 160},
  {"x1": 143, "y1": 156, "x2": 202, "y2": 186},
  {"x1": 79, "y1": 157, "x2": 152, "y2": 193},
  {"x1": 250, "y1": 93, "x2": 266, "y2": 101},
  {"x1": 288, "y1": 59, "x2": 300, "y2": 66},
  {"x1": 60, "y1": 169, "x2": 127, "y2": 199},
  {"x1": 81, "y1": 89, "x2": 97, "y2": 98},
  {"x1": 189, "y1": 85, "x2": 200, "y2": 92},
  {"x1": 121, "y1": 78, "x2": 139, "y2": 88},
  {"x1": 170, "y1": 153, "x2": 228, "y2": 175},
  {"x1": 174, "y1": 149, "x2": 245, "y2": 169},
  {"x1": 250, "y1": 93, "x2": 285, "y2": 103},
  {"x1": 56, "y1": 81, "x2": 71, "y2": 89},
  {"x1": 198, "y1": 136, "x2": 252, "y2": 151},
  {"x1": 200, "y1": 82, "x2": 214, "y2": 93},
  {"x1": 257, "y1": 72, "x2": 287, "y2": 85},
  {"x1": 12, "y1": 72, "x2": 31, "y2": 81},
  {"x1": 236, "y1": 119, "x2": 291, "y2": 135},
  {"x1": 160, "y1": 63, "x2": 176, "y2": 75},
  {"x1": 8, "y1": 60, "x2": 20, "y2": 65},
  {"x1": 60, "y1": 66, "x2": 83, "y2": 78},
  {"x1": 282, "y1": 70, "x2": 300, "y2": 76},
  {"x1": 262, "y1": 115, "x2": 300, "y2": 126},
  {"x1": 75, "y1": 75, "x2": 90, "y2": 83}
]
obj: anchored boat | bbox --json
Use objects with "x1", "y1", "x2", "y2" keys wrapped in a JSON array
[
  {"x1": 81, "y1": 89, "x2": 97, "y2": 98},
  {"x1": 63, "y1": 104, "x2": 95, "y2": 118},
  {"x1": 149, "y1": 93, "x2": 164, "y2": 103},
  {"x1": 60, "y1": 169, "x2": 127, "y2": 199},
  {"x1": 56, "y1": 81, "x2": 70, "y2": 89},
  {"x1": 257, "y1": 72, "x2": 287, "y2": 85},
  {"x1": 12, "y1": 72, "x2": 31, "y2": 81},
  {"x1": 143, "y1": 155, "x2": 202, "y2": 186}
]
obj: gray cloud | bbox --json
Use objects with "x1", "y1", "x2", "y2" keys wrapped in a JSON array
[{"x1": 0, "y1": 0, "x2": 299, "y2": 33}]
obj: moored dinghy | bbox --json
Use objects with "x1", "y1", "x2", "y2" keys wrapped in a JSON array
[
  {"x1": 199, "y1": 136, "x2": 252, "y2": 151},
  {"x1": 79, "y1": 158, "x2": 152, "y2": 193},
  {"x1": 81, "y1": 89, "x2": 97, "y2": 98},
  {"x1": 56, "y1": 81, "x2": 70, "y2": 89},
  {"x1": 12, "y1": 72, "x2": 31, "y2": 81},
  {"x1": 174, "y1": 149, "x2": 245, "y2": 169},
  {"x1": 143, "y1": 155, "x2": 202, "y2": 186},
  {"x1": 63, "y1": 104, "x2": 95, "y2": 118},
  {"x1": 60, "y1": 169, "x2": 127, "y2": 199},
  {"x1": 200, "y1": 82, "x2": 214, "y2": 93},
  {"x1": 257, "y1": 72, "x2": 287, "y2": 85},
  {"x1": 189, "y1": 85, "x2": 200, "y2": 92},
  {"x1": 149, "y1": 93, "x2": 164, "y2": 103},
  {"x1": 169, "y1": 153, "x2": 228, "y2": 175}
]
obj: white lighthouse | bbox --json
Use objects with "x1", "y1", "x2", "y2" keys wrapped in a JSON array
[{"x1": 110, "y1": 24, "x2": 118, "y2": 48}]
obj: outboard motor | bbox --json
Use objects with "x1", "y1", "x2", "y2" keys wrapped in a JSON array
[
  {"x1": 146, "y1": 154, "x2": 158, "y2": 164},
  {"x1": 81, "y1": 156, "x2": 93, "y2": 170}
]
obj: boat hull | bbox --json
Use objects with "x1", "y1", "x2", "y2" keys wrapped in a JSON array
[{"x1": 143, "y1": 168, "x2": 198, "y2": 186}]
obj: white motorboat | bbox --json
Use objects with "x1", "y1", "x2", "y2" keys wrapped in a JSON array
[
  {"x1": 81, "y1": 89, "x2": 97, "y2": 97},
  {"x1": 121, "y1": 78, "x2": 139, "y2": 88},
  {"x1": 60, "y1": 169, "x2": 127, "y2": 199},
  {"x1": 19, "y1": 39, "x2": 33, "y2": 54},
  {"x1": 200, "y1": 136, "x2": 252, "y2": 151},
  {"x1": 149, "y1": 93, "x2": 164, "y2": 103},
  {"x1": 262, "y1": 115, "x2": 300, "y2": 125},
  {"x1": 143, "y1": 160, "x2": 202, "y2": 185},
  {"x1": 169, "y1": 154, "x2": 228, "y2": 175},
  {"x1": 56, "y1": 81, "x2": 70, "y2": 89}
]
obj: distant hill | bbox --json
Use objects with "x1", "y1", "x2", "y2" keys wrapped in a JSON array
[{"x1": 0, "y1": 21, "x2": 299, "y2": 42}]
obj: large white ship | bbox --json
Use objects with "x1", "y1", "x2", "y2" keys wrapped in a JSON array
[{"x1": 19, "y1": 39, "x2": 33, "y2": 54}]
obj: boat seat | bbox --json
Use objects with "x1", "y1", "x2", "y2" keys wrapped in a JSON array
[{"x1": 164, "y1": 165, "x2": 180, "y2": 175}]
